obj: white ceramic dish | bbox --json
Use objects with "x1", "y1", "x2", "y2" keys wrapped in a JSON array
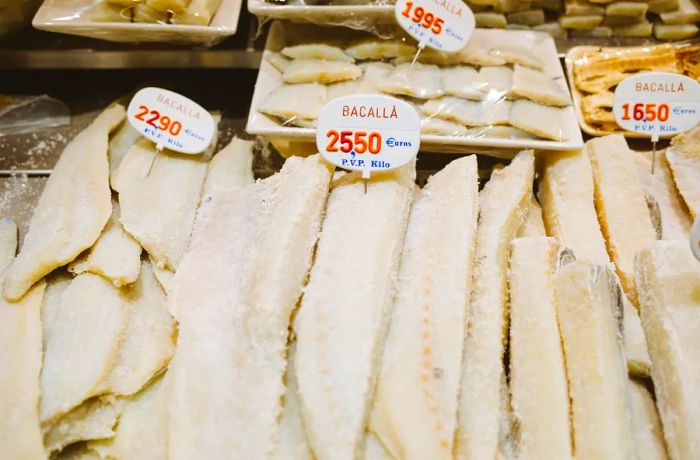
[
  {"x1": 32, "y1": 0, "x2": 242, "y2": 46},
  {"x1": 246, "y1": 22, "x2": 584, "y2": 155}
]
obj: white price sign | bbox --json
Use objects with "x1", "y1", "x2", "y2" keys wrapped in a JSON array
[
  {"x1": 691, "y1": 217, "x2": 700, "y2": 261},
  {"x1": 613, "y1": 72, "x2": 700, "y2": 142},
  {"x1": 394, "y1": 0, "x2": 474, "y2": 52},
  {"x1": 316, "y1": 94, "x2": 420, "y2": 178},
  {"x1": 127, "y1": 87, "x2": 215, "y2": 154}
]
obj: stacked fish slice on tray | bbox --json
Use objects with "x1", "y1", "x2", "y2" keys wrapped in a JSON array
[
  {"x1": 85, "y1": 0, "x2": 223, "y2": 24},
  {"x1": 1, "y1": 103, "x2": 700, "y2": 460}
]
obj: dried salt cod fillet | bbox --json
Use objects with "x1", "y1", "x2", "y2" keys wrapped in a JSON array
[
  {"x1": 92, "y1": 375, "x2": 169, "y2": 460},
  {"x1": 456, "y1": 151, "x2": 534, "y2": 460},
  {"x1": 533, "y1": 21, "x2": 568, "y2": 38},
  {"x1": 108, "y1": 121, "x2": 141, "y2": 179},
  {"x1": 518, "y1": 196, "x2": 546, "y2": 237},
  {"x1": 364, "y1": 433, "x2": 394, "y2": 460},
  {"x1": 560, "y1": 14, "x2": 604, "y2": 28},
  {"x1": 621, "y1": 292, "x2": 652, "y2": 377},
  {"x1": 509, "y1": 100, "x2": 569, "y2": 141},
  {"x1": 370, "y1": 157, "x2": 478, "y2": 460},
  {"x1": 281, "y1": 44, "x2": 354, "y2": 62},
  {"x1": 202, "y1": 136, "x2": 254, "y2": 196},
  {"x1": 345, "y1": 40, "x2": 416, "y2": 60},
  {"x1": 170, "y1": 0, "x2": 222, "y2": 25},
  {"x1": 295, "y1": 164, "x2": 415, "y2": 460},
  {"x1": 259, "y1": 83, "x2": 327, "y2": 122},
  {"x1": 628, "y1": 379, "x2": 668, "y2": 460},
  {"x1": 475, "y1": 11, "x2": 508, "y2": 27},
  {"x1": 566, "y1": 0, "x2": 605, "y2": 16},
  {"x1": 441, "y1": 66, "x2": 485, "y2": 100},
  {"x1": 633, "y1": 150, "x2": 692, "y2": 240},
  {"x1": 581, "y1": 91, "x2": 615, "y2": 126},
  {"x1": 112, "y1": 114, "x2": 219, "y2": 271},
  {"x1": 509, "y1": 238, "x2": 572, "y2": 460},
  {"x1": 588, "y1": 134, "x2": 656, "y2": 307},
  {"x1": 613, "y1": 20, "x2": 653, "y2": 37},
  {"x1": 457, "y1": 35, "x2": 507, "y2": 66},
  {"x1": 169, "y1": 155, "x2": 333, "y2": 460},
  {"x1": 68, "y1": 200, "x2": 142, "y2": 287},
  {"x1": 604, "y1": 14, "x2": 646, "y2": 27},
  {"x1": 490, "y1": 45, "x2": 543, "y2": 70},
  {"x1": 422, "y1": 97, "x2": 511, "y2": 126},
  {"x1": 477, "y1": 66, "x2": 513, "y2": 95},
  {"x1": 650, "y1": 0, "x2": 680, "y2": 12},
  {"x1": 0, "y1": 218, "x2": 17, "y2": 272},
  {"x1": 3, "y1": 105, "x2": 124, "y2": 302},
  {"x1": 666, "y1": 129, "x2": 700, "y2": 219},
  {"x1": 511, "y1": 65, "x2": 571, "y2": 107},
  {"x1": 379, "y1": 64, "x2": 444, "y2": 99},
  {"x1": 495, "y1": 0, "x2": 533, "y2": 13},
  {"x1": 150, "y1": 257, "x2": 174, "y2": 298},
  {"x1": 146, "y1": 0, "x2": 189, "y2": 12},
  {"x1": 267, "y1": 52, "x2": 292, "y2": 73},
  {"x1": 654, "y1": 23, "x2": 699, "y2": 39},
  {"x1": 44, "y1": 396, "x2": 122, "y2": 454},
  {"x1": 635, "y1": 241, "x2": 700, "y2": 460},
  {"x1": 84, "y1": 2, "x2": 133, "y2": 21},
  {"x1": 661, "y1": 0, "x2": 700, "y2": 23},
  {"x1": 554, "y1": 263, "x2": 636, "y2": 460},
  {"x1": 574, "y1": 25, "x2": 614, "y2": 37},
  {"x1": 0, "y1": 278, "x2": 45, "y2": 460},
  {"x1": 466, "y1": 125, "x2": 537, "y2": 139},
  {"x1": 359, "y1": 62, "x2": 394, "y2": 94},
  {"x1": 607, "y1": 1, "x2": 648, "y2": 15},
  {"x1": 40, "y1": 273, "x2": 129, "y2": 426},
  {"x1": 328, "y1": 80, "x2": 363, "y2": 100},
  {"x1": 107, "y1": 261, "x2": 174, "y2": 396},
  {"x1": 272, "y1": 346, "x2": 313, "y2": 460},
  {"x1": 283, "y1": 59, "x2": 362, "y2": 85},
  {"x1": 133, "y1": 3, "x2": 168, "y2": 22},
  {"x1": 507, "y1": 9, "x2": 545, "y2": 24},
  {"x1": 421, "y1": 117, "x2": 468, "y2": 136}
]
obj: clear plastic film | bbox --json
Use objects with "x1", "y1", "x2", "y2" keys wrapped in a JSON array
[
  {"x1": 0, "y1": 95, "x2": 71, "y2": 136},
  {"x1": 568, "y1": 40, "x2": 700, "y2": 136},
  {"x1": 0, "y1": 0, "x2": 42, "y2": 37},
  {"x1": 34, "y1": 0, "x2": 235, "y2": 46},
  {"x1": 255, "y1": 23, "x2": 575, "y2": 149}
]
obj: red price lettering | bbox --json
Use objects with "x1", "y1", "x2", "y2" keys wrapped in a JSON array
[
  {"x1": 621, "y1": 102, "x2": 671, "y2": 122},
  {"x1": 401, "y1": 1, "x2": 444, "y2": 34},
  {"x1": 325, "y1": 130, "x2": 382, "y2": 154},
  {"x1": 133, "y1": 105, "x2": 183, "y2": 136}
]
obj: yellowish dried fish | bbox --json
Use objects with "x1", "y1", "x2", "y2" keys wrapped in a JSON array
[
  {"x1": 3, "y1": 105, "x2": 124, "y2": 302},
  {"x1": 170, "y1": 0, "x2": 222, "y2": 25},
  {"x1": 606, "y1": 1, "x2": 648, "y2": 15},
  {"x1": 456, "y1": 151, "x2": 534, "y2": 460},
  {"x1": 666, "y1": 127, "x2": 700, "y2": 219},
  {"x1": 571, "y1": 25, "x2": 613, "y2": 37},
  {"x1": 146, "y1": 0, "x2": 189, "y2": 12},
  {"x1": 509, "y1": 100, "x2": 569, "y2": 141},
  {"x1": 475, "y1": 12, "x2": 508, "y2": 27},
  {"x1": 661, "y1": 0, "x2": 700, "y2": 23},
  {"x1": 507, "y1": 9, "x2": 545, "y2": 24},
  {"x1": 511, "y1": 65, "x2": 571, "y2": 107},
  {"x1": 282, "y1": 44, "x2": 354, "y2": 62},
  {"x1": 636, "y1": 241, "x2": 700, "y2": 460},
  {"x1": 133, "y1": 4, "x2": 168, "y2": 22},
  {"x1": 259, "y1": 83, "x2": 327, "y2": 122},
  {"x1": 654, "y1": 23, "x2": 699, "y2": 38},
  {"x1": 283, "y1": 59, "x2": 362, "y2": 85},
  {"x1": 379, "y1": 63, "x2": 444, "y2": 99},
  {"x1": 40, "y1": 273, "x2": 129, "y2": 426},
  {"x1": 370, "y1": 157, "x2": 479, "y2": 459},
  {"x1": 295, "y1": 165, "x2": 415, "y2": 460},
  {"x1": 533, "y1": 21, "x2": 568, "y2": 38},
  {"x1": 613, "y1": 20, "x2": 653, "y2": 36},
  {"x1": 560, "y1": 14, "x2": 604, "y2": 28},
  {"x1": 565, "y1": 0, "x2": 605, "y2": 16}
]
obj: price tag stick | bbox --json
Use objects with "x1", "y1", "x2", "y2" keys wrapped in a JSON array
[
  {"x1": 650, "y1": 133, "x2": 658, "y2": 176},
  {"x1": 145, "y1": 139, "x2": 166, "y2": 177},
  {"x1": 408, "y1": 37, "x2": 428, "y2": 73}
]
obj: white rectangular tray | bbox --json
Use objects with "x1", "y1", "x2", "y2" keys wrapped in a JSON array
[
  {"x1": 248, "y1": 0, "x2": 393, "y2": 31},
  {"x1": 33, "y1": 0, "x2": 242, "y2": 46},
  {"x1": 247, "y1": 22, "x2": 584, "y2": 155}
]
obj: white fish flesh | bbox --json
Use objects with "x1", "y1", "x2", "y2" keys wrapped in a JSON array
[
  {"x1": 359, "y1": 62, "x2": 394, "y2": 94},
  {"x1": 281, "y1": 44, "x2": 354, "y2": 62},
  {"x1": 509, "y1": 100, "x2": 569, "y2": 141},
  {"x1": 441, "y1": 66, "x2": 485, "y2": 100},
  {"x1": 345, "y1": 40, "x2": 416, "y2": 60},
  {"x1": 259, "y1": 83, "x2": 327, "y2": 122},
  {"x1": 422, "y1": 96, "x2": 511, "y2": 126},
  {"x1": 421, "y1": 117, "x2": 468, "y2": 136},
  {"x1": 283, "y1": 59, "x2": 362, "y2": 84},
  {"x1": 490, "y1": 45, "x2": 544, "y2": 69},
  {"x1": 511, "y1": 65, "x2": 571, "y2": 107},
  {"x1": 267, "y1": 52, "x2": 292, "y2": 73},
  {"x1": 379, "y1": 63, "x2": 444, "y2": 99},
  {"x1": 477, "y1": 66, "x2": 513, "y2": 95}
]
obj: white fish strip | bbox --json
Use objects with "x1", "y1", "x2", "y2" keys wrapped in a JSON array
[
  {"x1": 359, "y1": 62, "x2": 394, "y2": 94},
  {"x1": 283, "y1": 59, "x2": 362, "y2": 85},
  {"x1": 509, "y1": 237, "x2": 573, "y2": 460},
  {"x1": 295, "y1": 164, "x2": 416, "y2": 460},
  {"x1": 554, "y1": 262, "x2": 636, "y2": 460},
  {"x1": 328, "y1": 80, "x2": 364, "y2": 101},
  {"x1": 422, "y1": 96, "x2": 511, "y2": 126},
  {"x1": 69, "y1": 199, "x2": 142, "y2": 287},
  {"x1": 636, "y1": 241, "x2": 700, "y2": 460},
  {"x1": 168, "y1": 155, "x2": 332, "y2": 460},
  {"x1": 490, "y1": 45, "x2": 544, "y2": 69},
  {"x1": 511, "y1": 65, "x2": 571, "y2": 107},
  {"x1": 259, "y1": 83, "x2": 327, "y2": 122},
  {"x1": 456, "y1": 151, "x2": 534, "y2": 460},
  {"x1": 112, "y1": 114, "x2": 219, "y2": 271},
  {"x1": 39, "y1": 273, "x2": 129, "y2": 426},
  {"x1": 370, "y1": 157, "x2": 479, "y2": 460},
  {"x1": 518, "y1": 196, "x2": 547, "y2": 237},
  {"x1": 665, "y1": 128, "x2": 700, "y2": 219},
  {"x1": 345, "y1": 40, "x2": 416, "y2": 60},
  {"x1": 202, "y1": 136, "x2": 255, "y2": 196},
  {"x1": 379, "y1": 63, "x2": 444, "y2": 99},
  {"x1": 267, "y1": 52, "x2": 292, "y2": 73},
  {"x1": 441, "y1": 66, "x2": 485, "y2": 100},
  {"x1": 465, "y1": 125, "x2": 537, "y2": 139},
  {"x1": 477, "y1": 66, "x2": 513, "y2": 95},
  {"x1": 3, "y1": 105, "x2": 124, "y2": 301},
  {"x1": 108, "y1": 120, "x2": 141, "y2": 178},
  {"x1": 510, "y1": 100, "x2": 569, "y2": 141},
  {"x1": 628, "y1": 379, "x2": 668, "y2": 460},
  {"x1": 282, "y1": 44, "x2": 354, "y2": 62},
  {"x1": 421, "y1": 117, "x2": 468, "y2": 136}
]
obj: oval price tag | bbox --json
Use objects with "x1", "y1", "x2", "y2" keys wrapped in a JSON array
[
  {"x1": 316, "y1": 94, "x2": 420, "y2": 178},
  {"x1": 691, "y1": 217, "x2": 700, "y2": 261},
  {"x1": 394, "y1": 0, "x2": 474, "y2": 52},
  {"x1": 127, "y1": 87, "x2": 215, "y2": 154},
  {"x1": 613, "y1": 72, "x2": 700, "y2": 142}
]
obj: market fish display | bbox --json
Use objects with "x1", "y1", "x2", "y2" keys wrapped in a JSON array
[
  {"x1": 370, "y1": 156, "x2": 479, "y2": 460},
  {"x1": 168, "y1": 155, "x2": 332, "y2": 460},
  {"x1": 295, "y1": 165, "x2": 415, "y2": 460},
  {"x1": 456, "y1": 151, "x2": 534, "y2": 460},
  {"x1": 3, "y1": 105, "x2": 124, "y2": 302}
]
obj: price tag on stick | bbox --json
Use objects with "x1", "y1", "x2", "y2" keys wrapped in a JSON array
[
  {"x1": 394, "y1": 0, "x2": 474, "y2": 55},
  {"x1": 614, "y1": 72, "x2": 700, "y2": 174},
  {"x1": 127, "y1": 87, "x2": 215, "y2": 175},
  {"x1": 316, "y1": 94, "x2": 420, "y2": 191}
]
